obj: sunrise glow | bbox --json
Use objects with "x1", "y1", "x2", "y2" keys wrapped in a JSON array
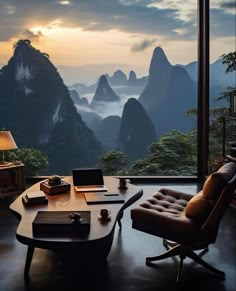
[{"x1": 0, "y1": 0, "x2": 234, "y2": 84}]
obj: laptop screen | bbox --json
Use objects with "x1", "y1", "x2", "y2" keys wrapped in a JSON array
[{"x1": 72, "y1": 168, "x2": 104, "y2": 186}]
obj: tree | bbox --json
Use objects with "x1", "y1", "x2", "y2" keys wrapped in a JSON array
[
  {"x1": 97, "y1": 150, "x2": 129, "y2": 175},
  {"x1": 221, "y1": 51, "x2": 236, "y2": 73},
  {"x1": 129, "y1": 130, "x2": 197, "y2": 176},
  {"x1": 188, "y1": 51, "x2": 236, "y2": 172},
  {"x1": 208, "y1": 51, "x2": 236, "y2": 170},
  {"x1": 6, "y1": 148, "x2": 48, "y2": 176}
]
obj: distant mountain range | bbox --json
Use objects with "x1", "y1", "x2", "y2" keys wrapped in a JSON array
[
  {"x1": 70, "y1": 47, "x2": 234, "y2": 138},
  {"x1": 0, "y1": 40, "x2": 234, "y2": 173},
  {"x1": 69, "y1": 53, "x2": 234, "y2": 101}
]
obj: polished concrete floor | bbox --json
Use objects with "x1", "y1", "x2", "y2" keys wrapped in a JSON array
[{"x1": 0, "y1": 184, "x2": 235, "y2": 291}]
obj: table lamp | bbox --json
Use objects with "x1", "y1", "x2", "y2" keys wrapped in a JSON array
[{"x1": 0, "y1": 131, "x2": 17, "y2": 166}]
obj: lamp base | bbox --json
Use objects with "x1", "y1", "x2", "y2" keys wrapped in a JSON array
[{"x1": 0, "y1": 161, "x2": 14, "y2": 167}]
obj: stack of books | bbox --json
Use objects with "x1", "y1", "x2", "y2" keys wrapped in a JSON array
[{"x1": 22, "y1": 191, "x2": 48, "y2": 206}]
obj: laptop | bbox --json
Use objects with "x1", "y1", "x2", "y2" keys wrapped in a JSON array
[{"x1": 72, "y1": 168, "x2": 108, "y2": 192}]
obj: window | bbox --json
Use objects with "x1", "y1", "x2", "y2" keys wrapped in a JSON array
[
  {"x1": 1, "y1": 1, "x2": 233, "y2": 179},
  {"x1": 208, "y1": 0, "x2": 236, "y2": 173}
]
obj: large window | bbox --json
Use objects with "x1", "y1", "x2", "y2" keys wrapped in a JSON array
[
  {"x1": 1, "y1": 1, "x2": 233, "y2": 178},
  {"x1": 208, "y1": 0, "x2": 236, "y2": 172}
]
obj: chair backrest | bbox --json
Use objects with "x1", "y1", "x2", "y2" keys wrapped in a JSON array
[{"x1": 201, "y1": 162, "x2": 236, "y2": 243}]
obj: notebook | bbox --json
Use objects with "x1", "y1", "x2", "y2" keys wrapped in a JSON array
[
  {"x1": 72, "y1": 168, "x2": 108, "y2": 192},
  {"x1": 84, "y1": 192, "x2": 125, "y2": 204}
]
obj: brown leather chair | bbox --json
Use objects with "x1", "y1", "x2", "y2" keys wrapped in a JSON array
[{"x1": 131, "y1": 162, "x2": 236, "y2": 282}]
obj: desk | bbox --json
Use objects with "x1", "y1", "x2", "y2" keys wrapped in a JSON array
[{"x1": 10, "y1": 176, "x2": 143, "y2": 276}]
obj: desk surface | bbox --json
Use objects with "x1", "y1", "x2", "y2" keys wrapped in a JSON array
[{"x1": 10, "y1": 176, "x2": 142, "y2": 246}]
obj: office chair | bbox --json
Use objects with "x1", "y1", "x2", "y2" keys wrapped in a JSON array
[{"x1": 131, "y1": 162, "x2": 236, "y2": 282}]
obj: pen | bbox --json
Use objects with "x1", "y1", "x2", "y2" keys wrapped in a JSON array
[{"x1": 104, "y1": 194, "x2": 119, "y2": 196}]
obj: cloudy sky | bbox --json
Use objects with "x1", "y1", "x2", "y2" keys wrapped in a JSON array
[{"x1": 0, "y1": 0, "x2": 235, "y2": 84}]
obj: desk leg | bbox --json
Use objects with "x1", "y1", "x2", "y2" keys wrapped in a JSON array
[{"x1": 24, "y1": 246, "x2": 34, "y2": 277}]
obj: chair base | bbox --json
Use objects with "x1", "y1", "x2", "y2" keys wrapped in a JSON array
[{"x1": 146, "y1": 240, "x2": 225, "y2": 282}]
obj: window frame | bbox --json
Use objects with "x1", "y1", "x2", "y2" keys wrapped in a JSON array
[{"x1": 122, "y1": 0, "x2": 210, "y2": 185}]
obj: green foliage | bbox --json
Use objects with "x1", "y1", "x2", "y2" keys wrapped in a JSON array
[
  {"x1": 129, "y1": 130, "x2": 197, "y2": 176},
  {"x1": 6, "y1": 148, "x2": 48, "y2": 176},
  {"x1": 221, "y1": 51, "x2": 236, "y2": 73},
  {"x1": 97, "y1": 150, "x2": 129, "y2": 175},
  {"x1": 208, "y1": 51, "x2": 236, "y2": 169},
  {"x1": 98, "y1": 131, "x2": 197, "y2": 176},
  {"x1": 187, "y1": 51, "x2": 236, "y2": 172}
]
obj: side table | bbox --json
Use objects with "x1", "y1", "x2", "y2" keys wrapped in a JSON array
[{"x1": 0, "y1": 163, "x2": 25, "y2": 198}]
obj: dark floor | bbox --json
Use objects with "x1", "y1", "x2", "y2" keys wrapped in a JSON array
[{"x1": 0, "y1": 184, "x2": 236, "y2": 291}]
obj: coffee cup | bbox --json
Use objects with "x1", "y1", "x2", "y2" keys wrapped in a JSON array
[
  {"x1": 100, "y1": 209, "x2": 111, "y2": 219},
  {"x1": 119, "y1": 178, "x2": 128, "y2": 189}
]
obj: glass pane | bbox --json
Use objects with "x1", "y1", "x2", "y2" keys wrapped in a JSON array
[
  {"x1": 209, "y1": 0, "x2": 236, "y2": 172},
  {"x1": 0, "y1": 1, "x2": 198, "y2": 176}
]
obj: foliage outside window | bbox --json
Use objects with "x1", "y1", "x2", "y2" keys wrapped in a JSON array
[{"x1": 6, "y1": 148, "x2": 48, "y2": 176}]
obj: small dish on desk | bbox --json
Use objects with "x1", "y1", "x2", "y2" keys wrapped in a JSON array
[{"x1": 98, "y1": 214, "x2": 111, "y2": 221}]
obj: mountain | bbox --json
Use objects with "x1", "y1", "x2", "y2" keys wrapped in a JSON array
[
  {"x1": 139, "y1": 47, "x2": 196, "y2": 136},
  {"x1": 177, "y1": 59, "x2": 235, "y2": 107},
  {"x1": 0, "y1": 39, "x2": 103, "y2": 174},
  {"x1": 69, "y1": 89, "x2": 89, "y2": 107},
  {"x1": 180, "y1": 59, "x2": 235, "y2": 88},
  {"x1": 90, "y1": 75, "x2": 121, "y2": 107},
  {"x1": 90, "y1": 115, "x2": 121, "y2": 150},
  {"x1": 119, "y1": 98, "x2": 157, "y2": 160},
  {"x1": 127, "y1": 70, "x2": 148, "y2": 88},
  {"x1": 69, "y1": 89, "x2": 81, "y2": 103},
  {"x1": 69, "y1": 69, "x2": 148, "y2": 100},
  {"x1": 106, "y1": 70, "x2": 127, "y2": 86},
  {"x1": 128, "y1": 70, "x2": 137, "y2": 86}
]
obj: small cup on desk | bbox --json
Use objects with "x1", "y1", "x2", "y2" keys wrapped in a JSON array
[
  {"x1": 100, "y1": 209, "x2": 111, "y2": 220},
  {"x1": 119, "y1": 178, "x2": 128, "y2": 189}
]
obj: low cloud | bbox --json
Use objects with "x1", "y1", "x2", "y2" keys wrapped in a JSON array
[{"x1": 131, "y1": 39, "x2": 157, "y2": 52}]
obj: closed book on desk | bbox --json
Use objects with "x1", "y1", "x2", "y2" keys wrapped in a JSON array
[
  {"x1": 26, "y1": 191, "x2": 46, "y2": 201},
  {"x1": 33, "y1": 211, "x2": 90, "y2": 237},
  {"x1": 22, "y1": 195, "x2": 48, "y2": 206},
  {"x1": 22, "y1": 191, "x2": 48, "y2": 206}
]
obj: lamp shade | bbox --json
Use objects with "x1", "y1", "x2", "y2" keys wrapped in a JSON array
[{"x1": 0, "y1": 131, "x2": 17, "y2": 150}]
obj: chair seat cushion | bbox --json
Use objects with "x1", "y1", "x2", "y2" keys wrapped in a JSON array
[{"x1": 131, "y1": 188, "x2": 200, "y2": 243}]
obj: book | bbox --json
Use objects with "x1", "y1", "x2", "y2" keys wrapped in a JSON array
[
  {"x1": 22, "y1": 193, "x2": 48, "y2": 207},
  {"x1": 22, "y1": 190, "x2": 48, "y2": 206},
  {"x1": 32, "y1": 211, "x2": 91, "y2": 237},
  {"x1": 26, "y1": 191, "x2": 46, "y2": 201}
]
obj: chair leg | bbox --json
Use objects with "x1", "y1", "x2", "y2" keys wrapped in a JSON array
[
  {"x1": 186, "y1": 248, "x2": 225, "y2": 279},
  {"x1": 117, "y1": 219, "x2": 122, "y2": 229},
  {"x1": 163, "y1": 239, "x2": 178, "y2": 250},
  {"x1": 146, "y1": 244, "x2": 181, "y2": 263},
  {"x1": 117, "y1": 211, "x2": 123, "y2": 229},
  {"x1": 146, "y1": 243, "x2": 224, "y2": 281},
  {"x1": 176, "y1": 255, "x2": 185, "y2": 283}
]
